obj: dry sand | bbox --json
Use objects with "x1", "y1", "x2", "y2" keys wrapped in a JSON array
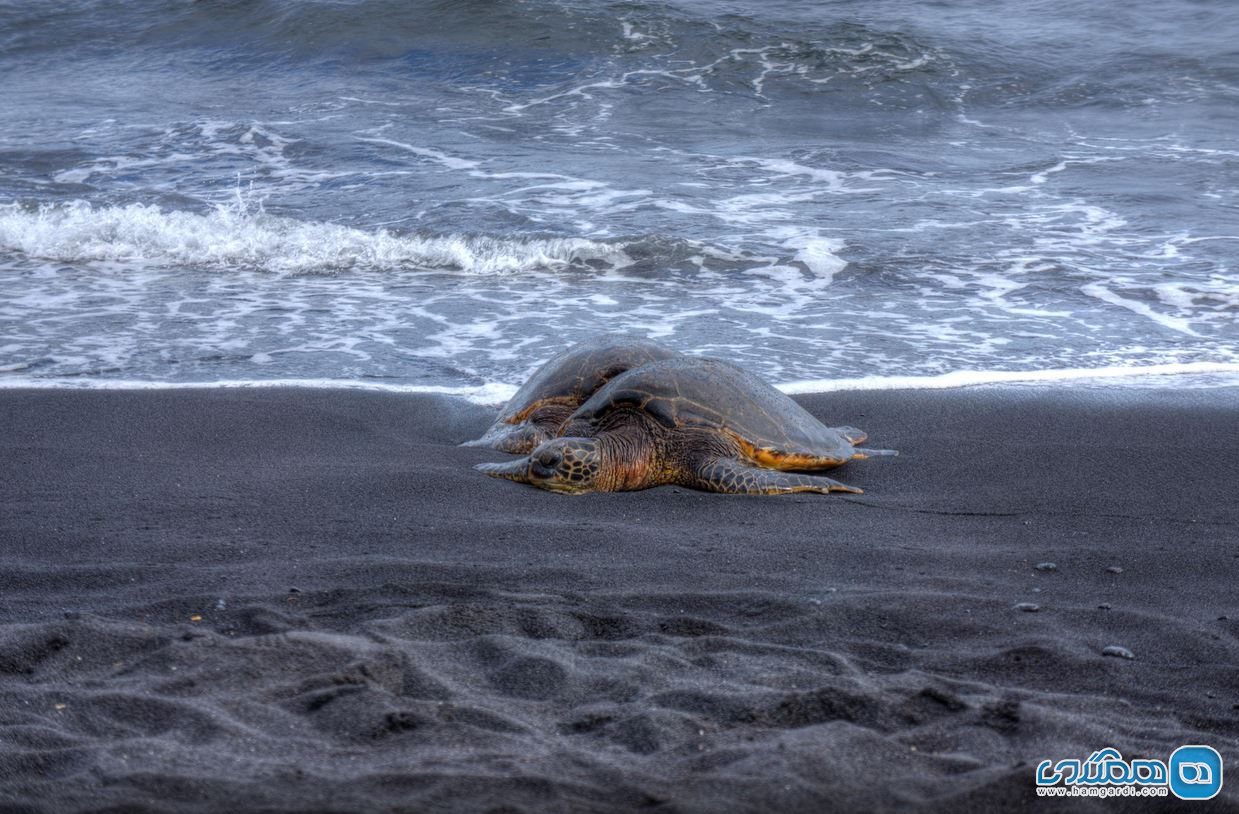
[{"x1": 0, "y1": 386, "x2": 1236, "y2": 812}]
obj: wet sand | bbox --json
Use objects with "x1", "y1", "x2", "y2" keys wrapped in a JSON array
[{"x1": 0, "y1": 386, "x2": 1236, "y2": 812}]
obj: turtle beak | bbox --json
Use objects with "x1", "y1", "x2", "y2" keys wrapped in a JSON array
[{"x1": 474, "y1": 458, "x2": 531, "y2": 483}]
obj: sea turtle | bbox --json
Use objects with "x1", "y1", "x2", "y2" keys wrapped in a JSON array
[
  {"x1": 475, "y1": 357, "x2": 896, "y2": 495},
  {"x1": 462, "y1": 334, "x2": 681, "y2": 454}
]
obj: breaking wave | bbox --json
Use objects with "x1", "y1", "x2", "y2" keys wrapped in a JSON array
[{"x1": 0, "y1": 200, "x2": 628, "y2": 275}]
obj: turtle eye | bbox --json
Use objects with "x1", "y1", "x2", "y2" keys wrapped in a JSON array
[{"x1": 536, "y1": 448, "x2": 563, "y2": 469}]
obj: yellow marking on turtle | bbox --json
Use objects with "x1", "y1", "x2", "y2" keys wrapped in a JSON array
[{"x1": 726, "y1": 430, "x2": 845, "y2": 471}]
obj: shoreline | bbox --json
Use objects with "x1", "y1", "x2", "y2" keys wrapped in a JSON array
[
  {"x1": 1, "y1": 386, "x2": 1236, "y2": 811},
  {"x1": 2, "y1": 358, "x2": 1239, "y2": 403}
]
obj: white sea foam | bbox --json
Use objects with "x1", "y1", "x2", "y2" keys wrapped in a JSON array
[
  {"x1": 778, "y1": 363, "x2": 1239, "y2": 393},
  {"x1": 500, "y1": 36, "x2": 942, "y2": 115},
  {"x1": 0, "y1": 201, "x2": 627, "y2": 275},
  {"x1": 0, "y1": 377, "x2": 520, "y2": 404},
  {"x1": 729, "y1": 156, "x2": 848, "y2": 188},
  {"x1": 1080, "y1": 282, "x2": 1200, "y2": 337},
  {"x1": 354, "y1": 136, "x2": 480, "y2": 171}
]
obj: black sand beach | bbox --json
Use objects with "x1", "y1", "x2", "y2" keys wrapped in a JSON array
[{"x1": 1, "y1": 386, "x2": 1236, "y2": 812}]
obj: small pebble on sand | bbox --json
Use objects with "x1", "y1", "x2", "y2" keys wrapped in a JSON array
[{"x1": 1106, "y1": 566, "x2": 1123, "y2": 574}]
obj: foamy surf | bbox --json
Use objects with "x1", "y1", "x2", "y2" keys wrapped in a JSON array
[
  {"x1": 778, "y1": 362, "x2": 1239, "y2": 393},
  {"x1": 0, "y1": 377, "x2": 521, "y2": 405},
  {"x1": 0, "y1": 201, "x2": 627, "y2": 275},
  {"x1": 2, "y1": 1, "x2": 1236, "y2": 401}
]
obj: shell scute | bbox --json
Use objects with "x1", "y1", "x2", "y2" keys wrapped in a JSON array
[
  {"x1": 468, "y1": 334, "x2": 680, "y2": 453},
  {"x1": 497, "y1": 335, "x2": 679, "y2": 424}
]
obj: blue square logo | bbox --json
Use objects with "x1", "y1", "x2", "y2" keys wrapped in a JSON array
[{"x1": 1169, "y1": 745, "x2": 1224, "y2": 800}]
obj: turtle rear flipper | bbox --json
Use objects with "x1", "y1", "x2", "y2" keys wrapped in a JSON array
[
  {"x1": 836, "y1": 426, "x2": 868, "y2": 445},
  {"x1": 689, "y1": 457, "x2": 862, "y2": 495}
]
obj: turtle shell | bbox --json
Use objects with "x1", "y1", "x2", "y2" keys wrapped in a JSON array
[
  {"x1": 496, "y1": 334, "x2": 681, "y2": 425},
  {"x1": 569, "y1": 357, "x2": 860, "y2": 469},
  {"x1": 466, "y1": 334, "x2": 681, "y2": 452}
]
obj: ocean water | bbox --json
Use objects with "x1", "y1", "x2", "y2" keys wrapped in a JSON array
[{"x1": 1, "y1": 0, "x2": 1237, "y2": 399}]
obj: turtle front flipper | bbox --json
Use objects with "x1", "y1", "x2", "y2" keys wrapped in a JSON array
[
  {"x1": 688, "y1": 457, "x2": 862, "y2": 495},
  {"x1": 462, "y1": 423, "x2": 545, "y2": 454},
  {"x1": 475, "y1": 458, "x2": 532, "y2": 482}
]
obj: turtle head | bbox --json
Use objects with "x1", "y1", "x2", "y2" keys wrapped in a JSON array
[
  {"x1": 475, "y1": 437, "x2": 602, "y2": 494},
  {"x1": 525, "y1": 438, "x2": 602, "y2": 493}
]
